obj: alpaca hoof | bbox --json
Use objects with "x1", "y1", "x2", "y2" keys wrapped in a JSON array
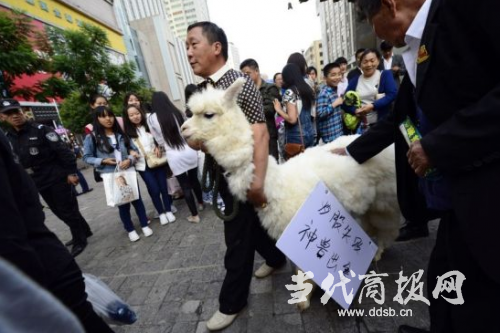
[{"x1": 296, "y1": 299, "x2": 310, "y2": 312}]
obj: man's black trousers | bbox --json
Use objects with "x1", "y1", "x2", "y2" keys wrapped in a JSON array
[
  {"x1": 218, "y1": 177, "x2": 286, "y2": 315},
  {"x1": 39, "y1": 180, "x2": 91, "y2": 247},
  {"x1": 428, "y1": 212, "x2": 500, "y2": 333}
]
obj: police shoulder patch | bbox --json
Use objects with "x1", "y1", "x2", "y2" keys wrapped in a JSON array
[
  {"x1": 46, "y1": 132, "x2": 59, "y2": 142},
  {"x1": 29, "y1": 147, "x2": 39, "y2": 155}
]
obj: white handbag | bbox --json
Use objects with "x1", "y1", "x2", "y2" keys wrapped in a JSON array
[
  {"x1": 101, "y1": 167, "x2": 139, "y2": 207},
  {"x1": 134, "y1": 138, "x2": 168, "y2": 169}
]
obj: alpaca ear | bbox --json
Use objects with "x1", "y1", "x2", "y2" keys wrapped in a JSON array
[{"x1": 222, "y1": 77, "x2": 246, "y2": 108}]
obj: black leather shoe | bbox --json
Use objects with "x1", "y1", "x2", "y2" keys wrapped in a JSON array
[
  {"x1": 65, "y1": 230, "x2": 93, "y2": 247},
  {"x1": 81, "y1": 188, "x2": 93, "y2": 195},
  {"x1": 396, "y1": 223, "x2": 429, "y2": 242},
  {"x1": 70, "y1": 243, "x2": 87, "y2": 257},
  {"x1": 398, "y1": 325, "x2": 429, "y2": 333}
]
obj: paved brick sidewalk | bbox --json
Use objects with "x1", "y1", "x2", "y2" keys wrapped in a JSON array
[{"x1": 44, "y1": 166, "x2": 434, "y2": 333}]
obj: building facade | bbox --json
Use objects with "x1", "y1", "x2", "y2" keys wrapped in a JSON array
[
  {"x1": 119, "y1": 0, "x2": 195, "y2": 108},
  {"x1": 120, "y1": 0, "x2": 167, "y2": 21},
  {"x1": 1, "y1": 0, "x2": 127, "y2": 62},
  {"x1": 226, "y1": 42, "x2": 241, "y2": 71},
  {"x1": 316, "y1": 0, "x2": 377, "y2": 67},
  {"x1": 114, "y1": 0, "x2": 153, "y2": 85},
  {"x1": 305, "y1": 40, "x2": 324, "y2": 74},
  {"x1": 163, "y1": 0, "x2": 209, "y2": 40},
  {"x1": 0, "y1": 0, "x2": 127, "y2": 102}
]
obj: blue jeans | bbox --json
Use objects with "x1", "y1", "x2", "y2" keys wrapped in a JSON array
[
  {"x1": 117, "y1": 192, "x2": 149, "y2": 232},
  {"x1": 75, "y1": 169, "x2": 89, "y2": 192},
  {"x1": 139, "y1": 166, "x2": 172, "y2": 214}
]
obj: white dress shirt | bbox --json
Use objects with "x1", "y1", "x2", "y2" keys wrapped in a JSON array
[
  {"x1": 383, "y1": 56, "x2": 393, "y2": 70},
  {"x1": 402, "y1": 0, "x2": 433, "y2": 87}
]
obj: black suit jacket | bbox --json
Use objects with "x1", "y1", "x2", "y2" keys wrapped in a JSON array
[{"x1": 347, "y1": 0, "x2": 500, "y2": 282}]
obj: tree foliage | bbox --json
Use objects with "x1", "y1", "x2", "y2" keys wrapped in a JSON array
[
  {"x1": 48, "y1": 23, "x2": 152, "y2": 133},
  {"x1": 0, "y1": 10, "x2": 45, "y2": 97},
  {"x1": 0, "y1": 10, "x2": 74, "y2": 101},
  {"x1": 0, "y1": 11, "x2": 152, "y2": 133}
]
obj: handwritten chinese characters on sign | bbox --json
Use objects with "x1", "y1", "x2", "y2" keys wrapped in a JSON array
[{"x1": 277, "y1": 181, "x2": 378, "y2": 309}]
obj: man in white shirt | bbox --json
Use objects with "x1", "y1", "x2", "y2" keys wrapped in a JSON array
[
  {"x1": 185, "y1": 21, "x2": 286, "y2": 331},
  {"x1": 334, "y1": 0, "x2": 500, "y2": 332},
  {"x1": 334, "y1": 56, "x2": 349, "y2": 96},
  {"x1": 380, "y1": 40, "x2": 406, "y2": 86}
]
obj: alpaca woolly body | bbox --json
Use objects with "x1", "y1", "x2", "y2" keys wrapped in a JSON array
[{"x1": 182, "y1": 78, "x2": 400, "y2": 260}]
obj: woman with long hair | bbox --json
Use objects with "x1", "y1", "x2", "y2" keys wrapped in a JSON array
[
  {"x1": 147, "y1": 91, "x2": 204, "y2": 223},
  {"x1": 124, "y1": 92, "x2": 141, "y2": 109},
  {"x1": 287, "y1": 52, "x2": 318, "y2": 139},
  {"x1": 123, "y1": 104, "x2": 176, "y2": 225},
  {"x1": 273, "y1": 63, "x2": 316, "y2": 157},
  {"x1": 83, "y1": 106, "x2": 153, "y2": 242},
  {"x1": 84, "y1": 94, "x2": 109, "y2": 135}
]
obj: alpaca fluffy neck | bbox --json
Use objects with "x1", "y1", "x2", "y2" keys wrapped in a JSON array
[{"x1": 206, "y1": 127, "x2": 255, "y2": 200}]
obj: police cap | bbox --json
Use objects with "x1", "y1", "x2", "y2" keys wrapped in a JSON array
[{"x1": 0, "y1": 99, "x2": 22, "y2": 113}]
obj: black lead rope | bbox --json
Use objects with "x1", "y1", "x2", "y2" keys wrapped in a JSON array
[{"x1": 201, "y1": 154, "x2": 239, "y2": 221}]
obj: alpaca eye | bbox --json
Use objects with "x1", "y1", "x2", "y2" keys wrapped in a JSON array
[{"x1": 204, "y1": 113, "x2": 215, "y2": 119}]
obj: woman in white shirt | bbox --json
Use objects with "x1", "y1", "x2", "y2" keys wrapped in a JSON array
[
  {"x1": 147, "y1": 91, "x2": 203, "y2": 223},
  {"x1": 123, "y1": 105, "x2": 176, "y2": 225},
  {"x1": 342, "y1": 49, "x2": 398, "y2": 133}
]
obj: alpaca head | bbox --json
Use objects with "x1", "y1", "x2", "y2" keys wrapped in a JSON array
[{"x1": 181, "y1": 77, "x2": 254, "y2": 170}]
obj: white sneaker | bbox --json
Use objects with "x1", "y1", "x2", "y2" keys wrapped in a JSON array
[
  {"x1": 159, "y1": 213, "x2": 169, "y2": 225},
  {"x1": 198, "y1": 203, "x2": 205, "y2": 211},
  {"x1": 128, "y1": 231, "x2": 140, "y2": 242},
  {"x1": 206, "y1": 310, "x2": 238, "y2": 331},
  {"x1": 142, "y1": 226, "x2": 153, "y2": 237},
  {"x1": 171, "y1": 205, "x2": 177, "y2": 213},
  {"x1": 165, "y1": 211, "x2": 176, "y2": 223},
  {"x1": 254, "y1": 263, "x2": 275, "y2": 278}
]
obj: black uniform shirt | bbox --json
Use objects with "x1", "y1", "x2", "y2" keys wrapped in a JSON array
[
  {"x1": 6, "y1": 122, "x2": 77, "y2": 191},
  {"x1": 0, "y1": 130, "x2": 72, "y2": 287}
]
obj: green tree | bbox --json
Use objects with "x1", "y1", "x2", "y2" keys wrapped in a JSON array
[
  {"x1": 49, "y1": 23, "x2": 151, "y2": 133},
  {"x1": 0, "y1": 10, "x2": 43, "y2": 97},
  {"x1": 0, "y1": 11, "x2": 151, "y2": 133}
]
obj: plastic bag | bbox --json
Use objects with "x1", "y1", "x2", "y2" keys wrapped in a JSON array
[
  {"x1": 101, "y1": 167, "x2": 139, "y2": 207},
  {"x1": 83, "y1": 273, "x2": 137, "y2": 326},
  {"x1": 167, "y1": 176, "x2": 182, "y2": 196}
]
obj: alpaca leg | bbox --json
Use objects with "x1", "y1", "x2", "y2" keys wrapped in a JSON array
[
  {"x1": 293, "y1": 267, "x2": 315, "y2": 311},
  {"x1": 364, "y1": 210, "x2": 400, "y2": 261},
  {"x1": 296, "y1": 281, "x2": 316, "y2": 312}
]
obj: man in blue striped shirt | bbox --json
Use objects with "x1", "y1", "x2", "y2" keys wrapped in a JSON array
[{"x1": 316, "y1": 62, "x2": 344, "y2": 143}]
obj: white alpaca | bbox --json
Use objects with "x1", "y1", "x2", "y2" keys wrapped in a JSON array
[{"x1": 181, "y1": 78, "x2": 400, "y2": 261}]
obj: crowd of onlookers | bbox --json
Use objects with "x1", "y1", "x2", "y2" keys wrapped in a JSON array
[{"x1": 240, "y1": 40, "x2": 403, "y2": 163}]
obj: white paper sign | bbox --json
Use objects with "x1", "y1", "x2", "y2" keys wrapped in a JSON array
[{"x1": 276, "y1": 181, "x2": 378, "y2": 309}]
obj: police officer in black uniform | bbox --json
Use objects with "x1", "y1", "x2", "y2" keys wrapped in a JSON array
[
  {"x1": 0, "y1": 123, "x2": 114, "y2": 332},
  {"x1": 0, "y1": 99, "x2": 91, "y2": 257}
]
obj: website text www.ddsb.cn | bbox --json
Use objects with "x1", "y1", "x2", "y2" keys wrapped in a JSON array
[{"x1": 338, "y1": 307, "x2": 413, "y2": 317}]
